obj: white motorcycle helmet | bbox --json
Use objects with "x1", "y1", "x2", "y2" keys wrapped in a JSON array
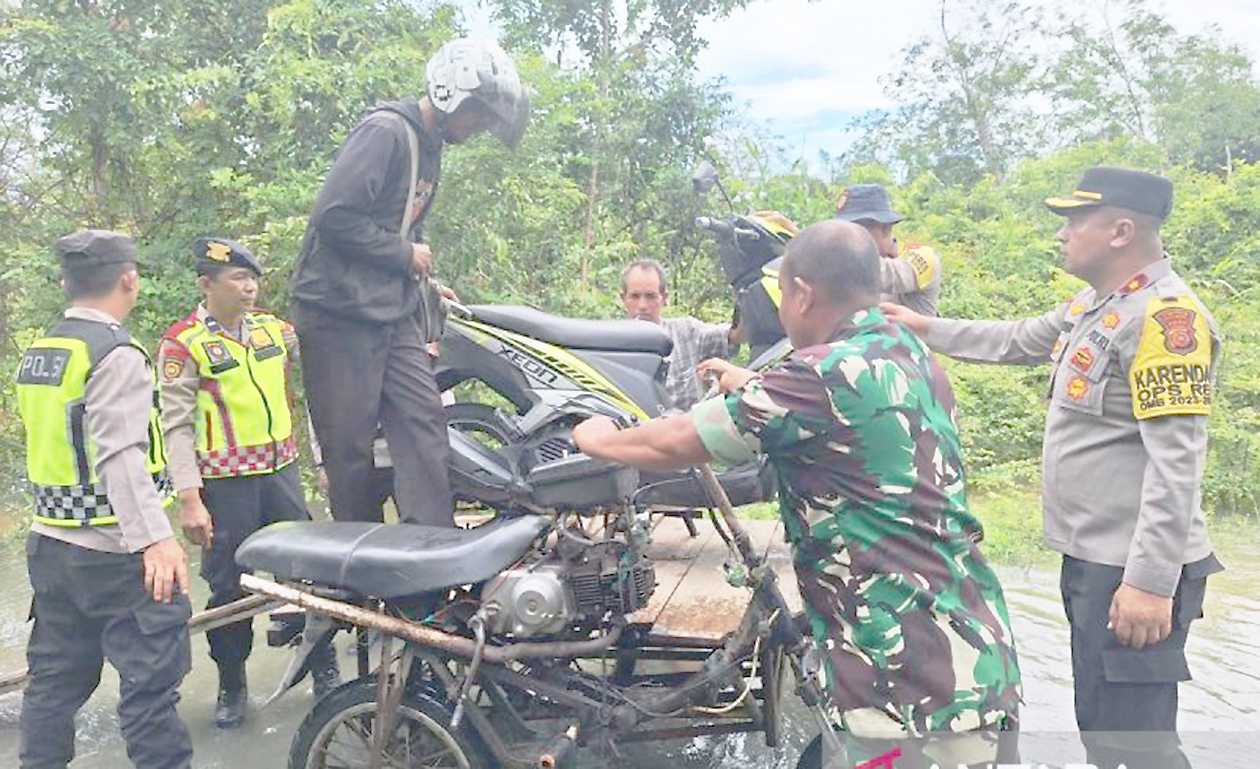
[{"x1": 426, "y1": 38, "x2": 530, "y2": 149}]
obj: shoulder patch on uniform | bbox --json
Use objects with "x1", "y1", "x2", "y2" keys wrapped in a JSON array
[
  {"x1": 902, "y1": 245, "x2": 939, "y2": 291},
  {"x1": 158, "y1": 338, "x2": 191, "y2": 363},
  {"x1": 1129, "y1": 296, "x2": 1212, "y2": 420},
  {"x1": 161, "y1": 312, "x2": 201, "y2": 343},
  {"x1": 162, "y1": 357, "x2": 184, "y2": 382}
]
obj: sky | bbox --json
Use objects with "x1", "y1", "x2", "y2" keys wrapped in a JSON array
[{"x1": 462, "y1": 0, "x2": 1260, "y2": 165}]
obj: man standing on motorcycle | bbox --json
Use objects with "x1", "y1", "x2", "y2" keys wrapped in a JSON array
[
  {"x1": 577, "y1": 220, "x2": 1021, "y2": 767},
  {"x1": 836, "y1": 183, "x2": 943, "y2": 317},
  {"x1": 620, "y1": 258, "x2": 743, "y2": 411},
  {"x1": 291, "y1": 38, "x2": 529, "y2": 525}
]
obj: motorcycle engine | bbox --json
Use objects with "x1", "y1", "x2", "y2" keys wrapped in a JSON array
[{"x1": 481, "y1": 539, "x2": 656, "y2": 639}]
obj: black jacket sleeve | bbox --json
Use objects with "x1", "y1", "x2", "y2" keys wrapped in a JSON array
[{"x1": 311, "y1": 116, "x2": 414, "y2": 276}]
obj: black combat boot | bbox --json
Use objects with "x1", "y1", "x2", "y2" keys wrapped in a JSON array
[
  {"x1": 214, "y1": 664, "x2": 248, "y2": 729},
  {"x1": 309, "y1": 639, "x2": 341, "y2": 700}
]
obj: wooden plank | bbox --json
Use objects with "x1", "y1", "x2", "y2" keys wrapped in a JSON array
[
  {"x1": 651, "y1": 518, "x2": 802, "y2": 640},
  {"x1": 0, "y1": 594, "x2": 286, "y2": 697},
  {"x1": 626, "y1": 513, "x2": 716, "y2": 628}
]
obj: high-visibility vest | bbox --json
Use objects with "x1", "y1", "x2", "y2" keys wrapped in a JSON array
[
  {"x1": 16, "y1": 318, "x2": 169, "y2": 527},
  {"x1": 165, "y1": 311, "x2": 295, "y2": 478}
]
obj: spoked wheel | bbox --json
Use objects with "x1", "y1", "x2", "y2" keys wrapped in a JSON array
[{"x1": 289, "y1": 680, "x2": 490, "y2": 769}]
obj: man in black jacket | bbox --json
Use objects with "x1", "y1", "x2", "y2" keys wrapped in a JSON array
[{"x1": 292, "y1": 38, "x2": 529, "y2": 525}]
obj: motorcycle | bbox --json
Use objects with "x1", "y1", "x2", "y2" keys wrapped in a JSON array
[
  {"x1": 430, "y1": 161, "x2": 797, "y2": 525},
  {"x1": 230, "y1": 163, "x2": 848, "y2": 768},
  {"x1": 236, "y1": 446, "x2": 842, "y2": 769}
]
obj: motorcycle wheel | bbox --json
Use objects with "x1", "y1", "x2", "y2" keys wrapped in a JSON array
[{"x1": 288, "y1": 679, "x2": 491, "y2": 769}]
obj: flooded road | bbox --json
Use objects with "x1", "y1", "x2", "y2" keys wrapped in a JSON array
[{"x1": 0, "y1": 536, "x2": 1256, "y2": 768}]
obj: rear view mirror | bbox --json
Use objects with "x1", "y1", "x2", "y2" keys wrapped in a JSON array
[{"x1": 692, "y1": 161, "x2": 720, "y2": 195}]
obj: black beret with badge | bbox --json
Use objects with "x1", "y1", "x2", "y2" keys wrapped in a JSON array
[
  {"x1": 194, "y1": 236, "x2": 263, "y2": 276},
  {"x1": 1045, "y1": 166, "x2": 1174, "y2": 221},
  {"x1": 54, "y1": 229, "x2": 138, "y2": 270}
]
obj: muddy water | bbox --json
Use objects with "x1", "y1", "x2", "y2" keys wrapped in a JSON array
[{"x1": 0, "y1": 541, "x2": 1257, "y2": 768}]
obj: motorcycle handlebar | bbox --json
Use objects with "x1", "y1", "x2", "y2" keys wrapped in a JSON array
[{"x1": 695, "y1": 217, "x2": 758, "y2": 239}]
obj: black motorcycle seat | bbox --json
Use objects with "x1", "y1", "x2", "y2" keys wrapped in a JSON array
[
  {"x1": 469, "y1": 305, "x2": 673, "y2": 356},
  {"x1": 235, "y1": 516, "x2": 550, "y2": 599}
]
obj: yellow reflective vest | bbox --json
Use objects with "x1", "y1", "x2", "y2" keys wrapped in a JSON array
[
  {"x1": 15, "y1": 318, "x2": 169, "y2": 527},
  {"x1": 163, "y1": 310, "x2": 295, "y2": 478}
]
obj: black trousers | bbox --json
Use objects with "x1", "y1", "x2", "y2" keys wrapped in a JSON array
[
  {"x1": 296, "y1": 303, "x2": 453, "y2": 526},
  {"x1": 20, "y1": 534, "x2": 193, "y2": 769},
  {"x1": 1060, "y1": 554, "x2": 1219, "y2": 769},
  {"x1": 200, "y1": 462, "x2": 310, "y2": 668}
]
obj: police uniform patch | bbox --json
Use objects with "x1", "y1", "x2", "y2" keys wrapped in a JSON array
[
  {"x1": 1102, "y1": 311, "x2": 1122, "y2": 329},
  {"x1": 1066, "y1": 376, "x2": 1089, "y2": 400},
  {"x1": 203, "y1": 340, "x2": 230, "y2": 365},
  {"x1": 904, "y1": 246, "x2": 938, "y2": 291},
  {"x1": 162, "y1": 358, "x2": 183, "y2": 382},
  {"x1": 1129, "y1": 296, "x2": 1212, "y2": 419},
  {"x1": 1120, "y1": 273, "x2": 1150, "y2": 295},
  {"x1": 248, "y1": 326, "x2": 275, "y2": 350},
  {"x1": 1153, "y1": 307, "x2": 1198, "y2": 354},
  {"x1": 1070, "y1": 346, "x2": 1094, "y2": 372},
  {"x1": 1086, "y1": 329, "x2": 1111, "y2": 352},
  {"x1": 1069, "y1": 303, "x2": 1086, "y2": 317}
]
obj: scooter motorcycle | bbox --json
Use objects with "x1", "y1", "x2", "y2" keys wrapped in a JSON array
[
  {"x1": 433, "y1": 300, "x2": 775, "y2": 520},
  {"x1": 431, "y1": 162, "x2": 798, "y2": 520}
]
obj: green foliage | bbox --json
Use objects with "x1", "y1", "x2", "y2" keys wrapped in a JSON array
[{"x1": 852, "y1": 0, "x2": 1260, "y2": 182}]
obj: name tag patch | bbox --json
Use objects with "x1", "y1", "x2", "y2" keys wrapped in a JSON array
[{"x1": 18, "y1": 348, "x2": 71, "y2": 386}]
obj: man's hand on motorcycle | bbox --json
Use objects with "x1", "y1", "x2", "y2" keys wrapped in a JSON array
[
  {"x1": 572, "y1": 416, "x2": 619, "y2": 458},
  {"x1": 697, "y1": 358, "x2": 757, "y2": 394},
  {"x1": 411, "y1": 243, "x2": 434, "y2": 276},
  {"x1": 437, "y1": 282, "x2": 460, "y2": 302},
  {"x1": 880, "y1": 302, "x2": 928, "y2": 334},
  {"x1": 177, "y1": 488, "x2": 213, "y2": 548}
]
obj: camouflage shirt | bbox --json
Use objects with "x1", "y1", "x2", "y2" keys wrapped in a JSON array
[{"x1": 690, "y1": 307, "x2": 1021, "y2": 738}]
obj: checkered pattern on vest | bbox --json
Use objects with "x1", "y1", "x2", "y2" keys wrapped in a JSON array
[
  {"x1": 196, "y1": 437, "x2": 297, "y2": 479},
  {"x1": 33, "y1": 470, "x2": 172, "y2": 526}
]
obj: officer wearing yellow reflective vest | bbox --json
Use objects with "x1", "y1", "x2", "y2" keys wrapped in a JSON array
[
  {"x1": 836, "y1": 183, "x2": 942, "y2": 317},
  {"x1": 157, "y1": 237, "x2": 337, "y2": 729},
  {"x1": 884, "y1": 167, "x2": 1224, "y2": 769},
  {"x1": 16, "y1": 230, "x2": 193, "y2": 769}
]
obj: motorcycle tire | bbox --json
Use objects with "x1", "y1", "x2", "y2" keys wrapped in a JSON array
[{"x1": 288, "y1": 678, "x2": 492, "y2": 769}]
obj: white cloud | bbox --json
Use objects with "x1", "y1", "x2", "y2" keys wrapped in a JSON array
[
  {"x1": 696, "y1": 0, "x2": 1260, "y2": 163},
  {"x1": 454, "y1": 0, "x2": 1260, "y2": 164}
]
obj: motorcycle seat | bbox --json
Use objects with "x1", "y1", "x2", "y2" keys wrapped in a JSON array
[
  {"x1": 468, "y1": 305, "x2": 673, "y2": 356},
  {"x1": 235, "y1": 515, "x2": 550, "y2": 599}
]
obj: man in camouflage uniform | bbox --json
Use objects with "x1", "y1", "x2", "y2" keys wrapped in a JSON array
[
  {"x1": 836, "y1": 183, "x2": 942, "y2": 317},
  {"x1": 885, "y1": 167, "x2": 1223, "y2": 769},
  {"x1": 576, "y1": 221, "x2": 1021, "y2": 768}
]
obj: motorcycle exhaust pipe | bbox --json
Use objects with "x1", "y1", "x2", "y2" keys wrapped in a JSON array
[
  {"x1": 238, "y1": 574, "x2": 624, "y2": 664},
  {"x1": 537, "y1": 724, "x2": 578, "y2": 769}
]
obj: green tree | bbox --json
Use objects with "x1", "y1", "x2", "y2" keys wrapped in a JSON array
[
  {"x1": 1046, "y1": 0, "x2": 1260, "y2": 170},
  {"x1": 850, "y1": 0, "x2": 1050, "y2": 184}
]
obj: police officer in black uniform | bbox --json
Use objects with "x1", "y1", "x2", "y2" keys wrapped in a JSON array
[{"x1": 15, "y1": 230, "x2": 194, "y2": 769}]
